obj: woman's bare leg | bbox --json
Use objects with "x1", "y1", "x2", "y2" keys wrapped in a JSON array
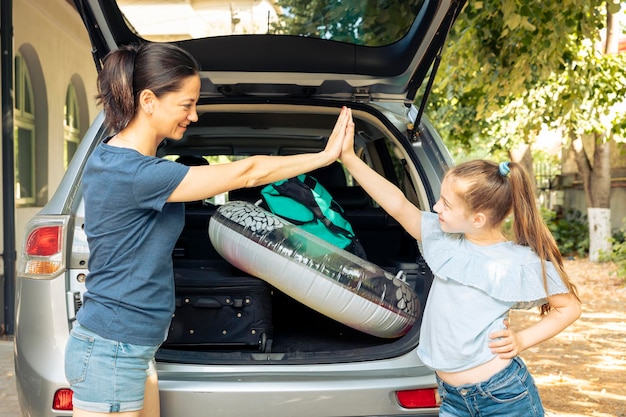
[
  {"x1": 72, "y1": 373, "x2": 159, "y2": 417},
  {"x1": 139, "y1": 372, "x2": 160, "y2": 417},
  {"x1": 72, "y1": 409, "x2": 141, "y2": 417}
]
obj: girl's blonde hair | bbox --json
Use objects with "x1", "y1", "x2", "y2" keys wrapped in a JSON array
[{"x1": 446, "y1": 160, "x2": 580, "y2": 314}]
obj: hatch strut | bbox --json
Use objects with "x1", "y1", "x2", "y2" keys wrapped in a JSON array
[
  {"x1": 412, "y1": 0, "x2": 465, "y2": 141},
  {"x1": 73, "y1": 0, "x2": 110, "y2": 72}
]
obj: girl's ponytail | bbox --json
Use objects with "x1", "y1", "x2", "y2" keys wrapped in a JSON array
[{"x1": 507, "y1": 162, "x2": 581, "y2": 313}]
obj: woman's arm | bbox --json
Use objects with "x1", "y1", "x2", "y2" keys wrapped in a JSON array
[
  {"x1": 339, "y1": 110, "x2": 423, "y2": 241},
  {"x1": 489, "y1": 292, "x2": 582, "y2": 358},
  {"x1": 168, "y1": 107, "x2": 351, "y2": 202}
]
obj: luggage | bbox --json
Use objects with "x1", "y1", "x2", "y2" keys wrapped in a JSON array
[
  {"x1": 260, "y1": 174, "x2": 367, "y2": 258},
  {"x1": 164, "y1": 261, "x2": 273, "y2": 352}
]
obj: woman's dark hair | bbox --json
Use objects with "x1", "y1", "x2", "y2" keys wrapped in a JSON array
[{"x1": 96, "y1": 43, "x2": 200, "y2": 131}]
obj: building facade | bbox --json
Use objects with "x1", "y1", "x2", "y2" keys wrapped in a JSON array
[{"x1": 1, "y1": 0, "x2": 98, "y2": 327}]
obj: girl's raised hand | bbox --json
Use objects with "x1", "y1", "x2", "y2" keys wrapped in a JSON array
[
  {"x1": 323, "y1": 107, "x2": 352, "y2": 163},
  {"x1": 340, "y1": 108, "x2": 356, "y2": 161}
]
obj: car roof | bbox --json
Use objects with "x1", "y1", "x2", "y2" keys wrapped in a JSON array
[{"x1": 73, "y1": 0, "x2": 465, "y2": 103}]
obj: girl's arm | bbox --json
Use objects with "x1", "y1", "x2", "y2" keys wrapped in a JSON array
[
  {"x1": 489, "y1": 292, "x2": 582, "y2": 358},
  {"x1": 168, "y1": 107, "x2": 351, "y2": 202},
  {"x1": 339, "y1": 110, "x2": 423, "y2": 242}
]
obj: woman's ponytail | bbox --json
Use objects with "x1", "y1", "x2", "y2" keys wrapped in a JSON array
[
  {"x1": 95, "y1": 43, "x2": 200, "y2": 132},
  {"x1": 96, "y1": 45, "x2": 139, "y2": 132}
]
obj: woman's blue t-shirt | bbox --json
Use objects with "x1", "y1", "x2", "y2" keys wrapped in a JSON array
[{"x1": 77, "y1": 142, "x2": 189, "y2": 345}]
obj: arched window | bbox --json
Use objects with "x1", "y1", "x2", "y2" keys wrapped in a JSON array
[
  {"x1": 14, "y1": 53, "x2": 36, "y2": 206},
  {"x1": 64, "y1": 83, "x2": 81, "y2": 169}
]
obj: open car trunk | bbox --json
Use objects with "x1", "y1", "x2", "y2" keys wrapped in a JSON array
[
  {"x1": 153, "y1": 104, "x2": 435, "y2": 365},
  {"x1": 69, "y1": 0, "x2": 462, "y2": 365}
]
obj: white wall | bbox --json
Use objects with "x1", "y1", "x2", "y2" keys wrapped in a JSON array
[
  {"x1": 1, "y1": 0, "x2": 98, "y2": 255},
  {"x1": 563, "y1": 185, "x2": 626, "y2": 234}
]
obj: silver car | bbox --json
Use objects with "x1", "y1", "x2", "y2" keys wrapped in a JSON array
[{"x1": 15, "y1": 0, "x2": 464, "y2": 415}]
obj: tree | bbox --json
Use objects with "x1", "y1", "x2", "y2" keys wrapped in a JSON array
[
  {"x1": 556, "y1": 17, "x2": 626, "y2": 260},
  {"x1": 427, "y1": 0, "x2": 626, "y2": 261},
  {"x1": 272, "y1": 0, "x2": 424, "y2": 46}
]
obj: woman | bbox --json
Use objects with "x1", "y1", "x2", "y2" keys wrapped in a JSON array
[{"x1": 64, "y1": 42, "x2": 352, "y2": 417}]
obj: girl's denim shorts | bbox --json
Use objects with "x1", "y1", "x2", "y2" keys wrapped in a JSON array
[
  {"x1": 64, "y1": 323, "x2": 160, "y2": 413},
  {"x1": 437, "y1": 356, "x2": 544, "y2": 417}
]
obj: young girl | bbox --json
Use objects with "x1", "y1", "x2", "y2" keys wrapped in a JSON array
[
  {"x1": 339, "y1": 110, "x2": 581, "y2": 416},
  {"x1": 64, "y1": 43, "x2": 352, "y2": 417}
]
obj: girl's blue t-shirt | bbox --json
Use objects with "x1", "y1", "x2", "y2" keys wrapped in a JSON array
[
  {"x1": 77, "y1": 142, "x2": 189, "y2": 345},
  {"x1": 416, "y1": 211, "x2": 570, "y2": 372}
]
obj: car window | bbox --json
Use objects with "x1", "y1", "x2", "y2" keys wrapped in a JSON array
[{"x1": 116, "y1": 0, "x2": 427, "y2": 46}]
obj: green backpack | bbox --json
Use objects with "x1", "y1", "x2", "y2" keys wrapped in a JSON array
[{"x1": 260, "y1": 174, "x2": 367, "y2": 259}]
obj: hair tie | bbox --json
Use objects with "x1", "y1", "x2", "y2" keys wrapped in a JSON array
[{"x1": 498, "y1": 161, "x2": 510, "y2": 177}]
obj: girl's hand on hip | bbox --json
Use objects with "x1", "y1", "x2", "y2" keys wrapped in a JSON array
[{"x1": 488, "y1": 319, "x2": 522, "y2": 359}]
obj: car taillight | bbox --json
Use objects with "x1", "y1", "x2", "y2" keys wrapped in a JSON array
[
  {"x1": 18, "y1": 216, "x2": 69, "y2": 279},
  {"x1": 52, "y1": 389, "x2": 73, "y2": 411},
  {"x1": 26, "y1": 226, "x2": 62, "y2": 256},
  {"x1": 395, "y1": 387, "x2": 440, "y2": 408}
]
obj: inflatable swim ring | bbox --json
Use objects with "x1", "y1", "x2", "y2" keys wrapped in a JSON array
[{"x1": 208, "y1": 201, "x2": 420, "y2": 338}]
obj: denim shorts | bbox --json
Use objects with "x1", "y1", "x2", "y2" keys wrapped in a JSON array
[
  {"x1": 64, "y1": 324, "x2": 160, "y2": 413},
  {"x1": 437, "y1": 357, "x2": 544, "y2": 417}
]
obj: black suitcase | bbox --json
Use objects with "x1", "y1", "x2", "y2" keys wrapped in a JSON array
[{"x1": 164, "y1": 261, "x2": 273, "y2": 352}]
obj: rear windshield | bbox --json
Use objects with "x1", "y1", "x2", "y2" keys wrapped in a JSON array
[{"x1": 117, "y1": 0, "x2": 426, "y2": 47}]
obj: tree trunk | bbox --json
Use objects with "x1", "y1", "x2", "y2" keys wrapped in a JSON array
[{"x1": 570, "y1": 132, "x2": 612, "y2": 262}]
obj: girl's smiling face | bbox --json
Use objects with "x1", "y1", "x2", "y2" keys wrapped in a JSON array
[
  {"x1": 152, "y1": 74, "x2": 200, "y2": 140},
  {"x1": 432, "y1": 175, "x2": 473, "y2": 234}
]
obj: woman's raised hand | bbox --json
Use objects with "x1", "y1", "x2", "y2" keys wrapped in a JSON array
[
  {"x1": 323, "y1": 107, "x2": 352, "y2": 163},
  {"x1": 339, "y1": 107, "x2": 357, "y2": 163}
]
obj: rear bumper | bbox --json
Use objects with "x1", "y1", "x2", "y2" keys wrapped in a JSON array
[{"x1": 157, "y1": 355, "x2": 439, "y2": 417}]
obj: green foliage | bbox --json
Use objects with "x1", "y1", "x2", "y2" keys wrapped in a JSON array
[
  {"x1": 501, "y1": 208, "x2": 589, "y2": 257},
  {"x1": 599, "y1": 221, "x2": 626, "y2": 280},
  {"x1": 542, "y1": 207, "x2": 590, "y2": 257},
  {"x1": 540, "y1": 40, "x2": 626, "y2": 140},
  {"x1": 271, "y1": 0, "x2": 425, "y2": 46},
  {"x1": 425, "y1": 0, "x2": 626, "y2": 154}
]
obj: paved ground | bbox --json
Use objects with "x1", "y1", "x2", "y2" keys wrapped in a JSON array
[{"x1": 0, "y1": 337, "x2": 21, "y2": 417}]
